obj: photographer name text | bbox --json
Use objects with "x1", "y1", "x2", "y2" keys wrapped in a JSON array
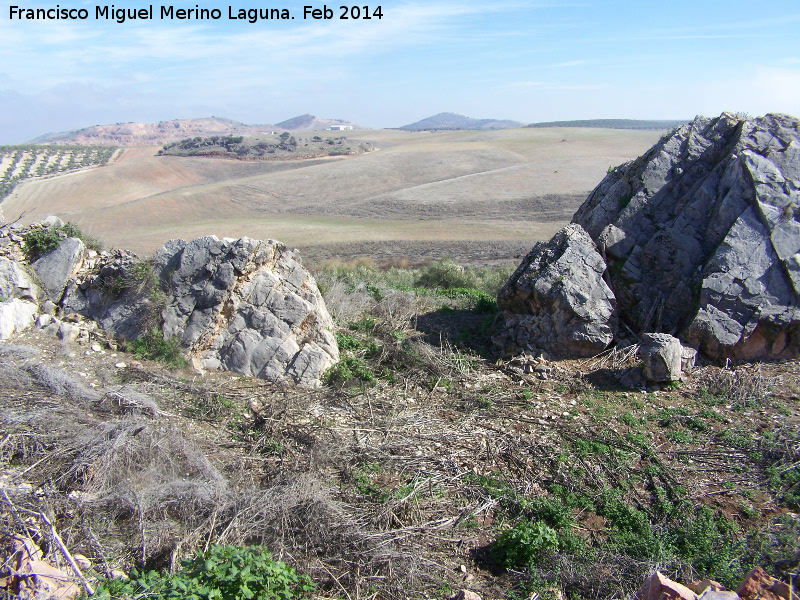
[{"x1": 8, "y1": 4, "x2": 383, "y2": 24}]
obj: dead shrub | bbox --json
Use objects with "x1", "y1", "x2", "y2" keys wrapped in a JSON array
[{"x1": 323, "y1": 281, "x2": 374, "y2": 324}]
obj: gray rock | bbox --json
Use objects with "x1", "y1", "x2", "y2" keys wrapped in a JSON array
[
  {"x1": 0, "y1": 257, "x2": 41, "y2": 302},
  {"x1": 639, "y1": 333, "x2": 684, "y2": 382},
  {"x1": 61, "y1": 255, "x2": 157, "y2": 341},
  {"x1": 0, "y1": 299, "x2": 38, "y2": 339},
  {"x1": 161, "y1": 235, "x2": 338, "y2": 387},
  {"x1": 39, "y1": 215, "x2": 64, "y2": 228},
  {"x1": 570, "y1": 112, "x2": 800, "y2": 361},
  {"x1": 496, "y1": 224, "x2": 617, "y2": 357},
  {"x1": 57, "y1": 322, "x2": 79, "y2": 342},
  {"x1": 32, "y1": 237, "x2": 85, "y2": 302}
]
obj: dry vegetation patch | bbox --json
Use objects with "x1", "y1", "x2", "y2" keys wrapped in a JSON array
[{"x1": 1, "y1": 261, "x2": 798, "y2": 600}]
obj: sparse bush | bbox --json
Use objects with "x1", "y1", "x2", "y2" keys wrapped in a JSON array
[
  {"x1": 59, "y1": 221, "x2": 103, "y2": 251},
  {"x1": 23, "y1": 227, "x2": 62, "y2": 258},
  {"x1": 127, "y1": 329, "x2": 188, "y2": 368},
  {"x1": 324, "y1": 356, "x2": 375, "y2": 385}
]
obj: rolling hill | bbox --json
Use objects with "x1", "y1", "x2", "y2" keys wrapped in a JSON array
[
  {"x1": 29, "y1": 114, "x2": 365, "y2": 147},
  {"x1": 527, "y1": 118, "x2": 688, "y2": 130},
  {"x1": 399, "y1": 112, "x2": 525, "y2": 131},
  {"x1": 274, "y1": 114, "x2": 363, "y2": 131},
  {"x1": 2, "y1": 126, "x2": 664, "y2": 261}
]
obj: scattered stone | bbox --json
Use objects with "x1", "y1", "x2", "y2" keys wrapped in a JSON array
[
  {"x1": 496, "y1": 224, "x2": 617, "y2": 357},
  {"x1": 639, "y1": 333, "x2": 685, "y2": 382},
  {"x1": 57, "y1": 322, "x2": 79, "y2": 342},
  {"x1": 36, "y1": 314, "x2": 53, "y2": 328},
  {"x1": 115, "y1": 362, "x2": 127, "y2": 369},
  {"x1": 39, "y1": 215, "x2": 64, "y2": 228},
  {"x1": 737, "y1": 567, "x2": 792, "y2": 600},
  {"x1": 687, "y1": 579, "x2": 724, "y2": 594},
  {"x1": 91, "y1": 343, "x2": 102, "y2": 352}
]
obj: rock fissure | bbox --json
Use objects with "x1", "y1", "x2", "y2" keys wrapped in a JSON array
[{"x1": 496, "y1": 112, "x2": 799, "y2": 363}]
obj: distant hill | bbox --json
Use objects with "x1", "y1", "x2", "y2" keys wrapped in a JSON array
[
  {"x1": 274, "y1": 114, "x2": 363, "y2": 131},
  {"x1": 30, "y1": 117, "x2": 277, "y2": 147},
  {"x1": 30, "y1": 115, "x2": 365, "y2": 146},
  {"x1": 399, "y1": 112, "x2": 524, "y2": 131},
  {"x1": 526, "y1": 119, "x2": 688, "y2": 130}
]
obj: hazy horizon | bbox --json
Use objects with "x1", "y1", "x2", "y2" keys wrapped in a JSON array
[{"x1": 1, "y1": 0, "x2": 799, "y2": 143}]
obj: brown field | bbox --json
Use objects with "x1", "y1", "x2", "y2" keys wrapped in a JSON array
[{"x1": 2, "y1": 127, "x2": 663, "y2": 262}]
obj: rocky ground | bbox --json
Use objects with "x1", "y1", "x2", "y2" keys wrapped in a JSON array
[{"x1": 1, "y1": 274, "x2": 798, "y2": 599}]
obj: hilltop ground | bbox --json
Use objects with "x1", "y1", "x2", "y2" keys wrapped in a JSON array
[
  {"x1": 1, "y1": 260, "x2": 798, "y2": 600},
  {"x1": 1, "y1": 127, "x2": 662, "y2": 262}
]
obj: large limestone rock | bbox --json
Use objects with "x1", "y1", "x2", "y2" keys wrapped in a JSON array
[
  {"x1": 32, "y1": 237, "x2": 85, "y2": 302},
  {"x1": 0, "y1": 257, "x2": 41, "y2": 302},
  {"x1": 558, "y1": 112, "x2": 798, "y2": 361},
  {"x1": 0, "y1": 299, "x2": 39, "y2": 339},
  {"x1": 158, "y1": 236, "x2": 338, "y2": 387},
  {"x1": 495, "y1": 224, "x2": 617, "y2": 357}
]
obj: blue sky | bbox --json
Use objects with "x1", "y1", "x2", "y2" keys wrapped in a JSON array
[{"x1": 1, "y1": 0, "x2": 799, "y2": 142}]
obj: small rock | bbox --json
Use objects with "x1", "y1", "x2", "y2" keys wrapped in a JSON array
[
  {"x1": 91, "y1": 344, "x2": 102, "y2": 352},
  {"x1": 72, "y1": 554, "x2": 91, "y2": 570},
  {"x1": 450, "y1": 591, "x2": 482, "y2": 600},
  {"x1": 57, "y1": 322, "x2": 79, "y2": 342},
  {"x1": 634, "y1": 572, "x2": 698, "y2": 600},
  {"x1": 115, "y1": 362, "x2": 126, "y2": 369},
  {"x1": 110, "y1": 569, "x2": 128, "y2": 580},
  {"x1": 687, "y1": 579, "x2": 724, "y2": 595}
]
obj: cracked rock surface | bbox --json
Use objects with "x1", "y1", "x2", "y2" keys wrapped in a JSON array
[
  {"x1": 499, "y1": 112, "x2": 799, "y2": 360},
  {"x1": 158, "y1": 235, "x2": 339, "y2": 387}
]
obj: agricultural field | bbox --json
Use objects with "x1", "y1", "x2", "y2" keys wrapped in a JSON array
[
  {"x1": 0, "y1": 145, "x2": 118, "y2": 201},
  {"x1": 1, "y1": 127, "x2": 663, "y2": 261}
]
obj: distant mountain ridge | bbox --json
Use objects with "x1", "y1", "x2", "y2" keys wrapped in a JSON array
[
  {"x1": 274, "y1": 114, "x2": 362, "y2": 131},
  {"x1": 399, "y1": 112, "x2": 524, "y2": 131},
  {"x1": 29, "y1": 114, "x2": 364, "y2": 146},
  {"x1": 527, "y1": 119, "x2": 688, "y2": 130}
]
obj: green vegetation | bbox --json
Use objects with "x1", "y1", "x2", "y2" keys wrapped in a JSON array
[
  {"x1": 0, "y1": 144, "x2": 116, "y2": 200},
  {"x1": 92, "y1": 544, "x2": 315, "y2": 600},
  {"x1": 324, "y1": 356, "x2": 375, "y2": 385},
  {"x1": 22, "y1": 227, "x2": 63, "y2": 259},
  {"x1": 158, "y1": 134, "x2": 371, "y2": 159},
  {"x1": 127, "y1": 329, "x2": 188, "y2": 368},
  {"x1": 23, "y1": 221, "x2": 103, "y2": 259}
]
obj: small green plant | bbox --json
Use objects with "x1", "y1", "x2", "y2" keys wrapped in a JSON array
[
  {"x1": 667, "y1": 429, "x2": 692, "y2": 444},
  {"x1": 348, "y1": 316, "x2": 375, "y2": 333},
  {"x1": 23, "y1": 227, "x2": 62, "y2": 258},
  {"x1": 91, "y1": 544, "x2": 315, "y2": 600},
  {"x1": 335, "y1": 332, "x2": 363, "y2": 350},
  {"x1": 324, "y1": 356, "x2": 375, "y2": 385},
  {"x1": 127, "y1": 329, "x2": 188, "y2": 368},
  {"x1": 59, "y1": 221, "x2": 102, "y2": 251},
  {"x1": 490, "y1": 521, "x2": 559, "y2": 570}
]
